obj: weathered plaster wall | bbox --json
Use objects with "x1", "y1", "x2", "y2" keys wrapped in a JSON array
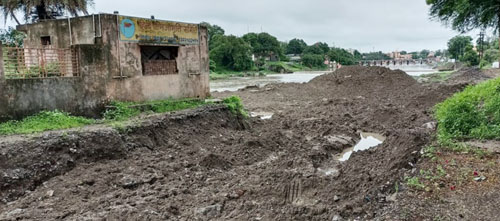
[
  {"x1": 1, "y1": 14, "x2": 209, "y2": 120},
  {"x1": 20, "y1": 16, "x2": 96, "y2": 48},
  {"x1": 104, "y1": 15, "x2": 210, "y2": 101},
  {"x1": 0, "y1": 44, "x2": 108, "y2": 120}
]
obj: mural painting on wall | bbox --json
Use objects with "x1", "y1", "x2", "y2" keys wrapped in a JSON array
[{"x1": 119, "y1": 16, "x2": 200, "y2": 45}]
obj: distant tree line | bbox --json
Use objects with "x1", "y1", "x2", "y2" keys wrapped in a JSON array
[{"x1": 202, "y1": 22, "x2": 365, "y2": 72}]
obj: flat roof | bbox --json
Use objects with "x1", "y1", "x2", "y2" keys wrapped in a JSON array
[{"x1": 18, "y1": 13, "x2": 201, "y2": 27}]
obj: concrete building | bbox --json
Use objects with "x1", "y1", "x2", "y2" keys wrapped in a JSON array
[{"x1": 0, "y1": 13, "x2": 209, "y2": 120}]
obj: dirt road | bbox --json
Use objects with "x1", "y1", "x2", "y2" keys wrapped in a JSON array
[{"x1": 0, "y1": 66, "x2": 498, "y2": 220}]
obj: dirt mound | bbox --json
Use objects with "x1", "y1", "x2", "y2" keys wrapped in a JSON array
[
  {"x1": 308, "y1": 66, "x2": 418, "y2": 97},
  {"x1": 0, "y1": 105, "x2": 243, "y2": 204},
  {"x1": 447, "y1": 67, "x2": 492, "y2": 84},
  {"x1": 0, "y1": 66, "x2": 484, "y2": 220}
]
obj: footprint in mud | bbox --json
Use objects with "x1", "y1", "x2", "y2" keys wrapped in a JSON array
[
  {"x1": 283, "y1": 178, "x2": 302, "y2": 205},
  {"x1": 199, "y1": 154, "x2": 233, "y2": 170}
]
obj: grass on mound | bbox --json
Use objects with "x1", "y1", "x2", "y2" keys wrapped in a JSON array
[
  {"x1": 435, "y1": 77, "x2": 500, "y2": 141},
  {"x1": 222, "y1": 96, "x2": 248, "y2": 117},
  {"x1": 418, "y1": 71, "x2": 455, "y2": 82},
  {"x1": 0, "y1": 97, "x2": 248, "y2": 135},
  {"x1": 0, "y1": 111, "x2": 95, "y2": 135},
  {"x1": 103, "y1": 98, "x2": 207, "y2": 121}
]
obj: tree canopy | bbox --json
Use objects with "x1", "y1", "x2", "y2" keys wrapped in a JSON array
[
  {"x1": 0, "y1": 0, "x2": 93, "y2": 24},
  {"x1": 426, "y1": 0, "x2": 499, "y2": 32},
  {"x1": 286, "y1": 38, "x2": 307, "y2": 54},
  {"x1": 201, "y1": 22, "x2": 225, "y2": 49},
  {"x1": 242, "y1": 32, "x2": 281, "y2": 59},
  {"x1": 210, "y1": 35, "x2": 254, "y2": 71},
  {"x1": 447, "y1": 35, "x2": 473, "y2": 60},
  {"x1": 427, "y1": 0, "x2": 500, "y2": 65}
]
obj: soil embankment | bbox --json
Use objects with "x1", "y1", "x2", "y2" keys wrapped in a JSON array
[{"x1": 0, "y1": 66, "x2": 493, "y2": 220}]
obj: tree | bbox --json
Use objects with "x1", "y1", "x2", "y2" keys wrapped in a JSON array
[
  {"x1": 1, "y1": 0, "x2": 93, "y2": 24},
  {"x1": 461, "y1": 46, "x2": 480, "y2": 66},
  {"x1": 447, "y1": 35, "x2": 473, "y2": 60},
  {"x1": 210, "y1": 35, "x2": 253, "y2": 71},
  {"x1": 362, "y1": 51, "x2": 391, "y2": 60},
  {"x1": 303, "y1": 44, "x2": 325, "y2": 55},
  {"x1": 242, "y1": 32, "x2": 282, "y2": 60},
  {"x1": 426, "y1": 0, "x2": 500, "y2": 66},
  {"x1": 302, "y1": 54, "x2": 325, "y2": 68},
  {"x1": 420, "y1": 49, "x2": 430, "y2": 58},
  {"x1": 353, "y1": 50, "x2": 362, "y2": 60},
  {"x1": 328, "y1": 48, "x2": 357, "y2": 65},
  {"x1": 200, "y1": 22, "x2": 225, "y2": 49},
  {"x1": 0, "y1": 27, "x2": 26, "y2": 46},
  {"x1": 315, "y1": 42, "x2": 330, "y2": 54},
  {"x1": 286, "y1": 38, "x2": 307, "y2": 54}
]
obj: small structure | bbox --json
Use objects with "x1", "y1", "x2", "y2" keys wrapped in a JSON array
[{"x1": 0, "y1": 13, "x2": 209, "y2": 120}]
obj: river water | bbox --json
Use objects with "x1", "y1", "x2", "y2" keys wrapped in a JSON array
[
  {"x1": 210, "y1": 65, "x2": 436, "y2": 93},
  {"x1": 210, "y1": 71, "x2": 326, "y2": 92}
]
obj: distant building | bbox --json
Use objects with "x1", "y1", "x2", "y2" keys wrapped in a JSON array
[
  {"x1": 387, "y1": 51, "x2": 412, "y2": 60},
  {"x1": 286, "y1": 54, "x2": 302, "y2": 62}
]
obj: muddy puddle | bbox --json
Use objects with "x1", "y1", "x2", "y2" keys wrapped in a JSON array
[
  {"x1": 210, "y1": 71, "x2": 327, "y2": 92},
  {"x1": 338, "y1": 132, "x2": 385, "y2": 162}
]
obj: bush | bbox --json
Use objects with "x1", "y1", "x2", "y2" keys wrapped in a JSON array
[
  {"x1": 302, "y1": 54, "x2": 326, "y2": 68},
  {"x1": 209, "y1": 59, "x2": 217, "y2": 71},
  {"x1": 435, "y1": 77, "x2": 500, "y2": 140}
]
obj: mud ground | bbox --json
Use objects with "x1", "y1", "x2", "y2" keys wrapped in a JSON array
[{"x1": 0, "y1": 66, "x2": 498, "y2": 220}]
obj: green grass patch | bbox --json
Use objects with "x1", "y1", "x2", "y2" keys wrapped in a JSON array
[
  {"x1": 435, "y1": 77, "x2": 500, "y2": 141},
  {"x1": 0, "y1": 111, "x2": 95, "y2": 135},
  {"x1": 104, "y1": 98, "x2": 207, "y2": 121},
  {"x1": 405, "y1": 176, "x2": 425, "y2": 189},
  {"x1": 416, "y1": 71, "x2": 455, "y2": 82},
  {"x1": 222, "y1": 96, "x2": 248, "y2": 117},
  {"x1": 0, "y1": 98, "x2": 210, "y2": 135}
]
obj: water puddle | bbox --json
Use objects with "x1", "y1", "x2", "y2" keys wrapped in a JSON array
[
  {"x1": 338, "y1": 132, "x2": 385, "y2": 162},
  {"x1": 250, "y1": 112, "x2": 274, "y2": 120}
]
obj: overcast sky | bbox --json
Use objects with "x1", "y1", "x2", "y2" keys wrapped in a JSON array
[{"x1": 3, "y1": 0, "x2": 484, "y2": 52}]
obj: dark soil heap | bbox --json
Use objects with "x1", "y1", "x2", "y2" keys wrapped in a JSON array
[{"x1": 309, "y1": 66, "x2": 418, "y2": 97}]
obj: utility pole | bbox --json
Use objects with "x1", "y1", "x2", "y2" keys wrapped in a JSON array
[{"x1": 478, "y1": 30, "x2": 485, "y2": 61}]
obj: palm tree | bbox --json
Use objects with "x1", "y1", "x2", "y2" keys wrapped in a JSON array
[{"x1": 1, "y1": 0, "x2": 93, "y2": 25}]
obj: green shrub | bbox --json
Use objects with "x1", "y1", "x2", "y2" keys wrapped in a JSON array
[
  {"x1": 0, "y1": 111, "x2": 95, "y2": 135},
  {"x1": 223, "y1": 96, "x2": 247, "y2": 117},
  {"x1": 435, "y1": 77, "x2": 500, "y2": 140},
  {"x1": 302, "y1": 53, "x2": 326, "y2": 69}
]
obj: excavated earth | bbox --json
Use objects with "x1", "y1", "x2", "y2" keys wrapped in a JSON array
[{"x1": 0, "y1": 66, "x2": 496, "y2": 220}]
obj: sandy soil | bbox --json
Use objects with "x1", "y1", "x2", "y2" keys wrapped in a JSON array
[{"x1": 0, "y1": 66, "x2": 498, "y2": 220}]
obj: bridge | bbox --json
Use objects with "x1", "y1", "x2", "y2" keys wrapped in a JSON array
[{"x1": 359, "y1": 59, "x2": 437, "y2": 67}]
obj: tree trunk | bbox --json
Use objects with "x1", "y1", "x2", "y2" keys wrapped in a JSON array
[
  {"x1": 36, "y1": 0, "x2": 49, "y2": 21},
  {"x1": 11, "y1": 14, "x2": 21, "y2": 26}
]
